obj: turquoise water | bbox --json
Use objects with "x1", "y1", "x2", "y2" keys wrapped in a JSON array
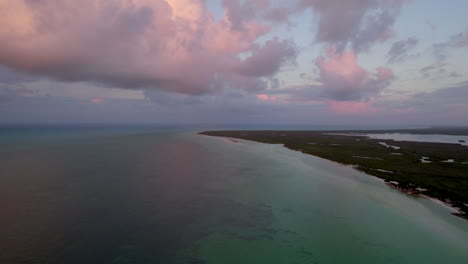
[{"x1": 0, "y1": 128, "x2": 466, "y2": 263}]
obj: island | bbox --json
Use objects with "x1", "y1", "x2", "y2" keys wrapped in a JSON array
[{"x1": 199, "y1": 128, "x2": 468, "y2": 219}]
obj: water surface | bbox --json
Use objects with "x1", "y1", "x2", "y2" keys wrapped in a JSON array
[
  {"x1": 0, "y1": 127, "x2": 466, "y2": 263},
  {"x1": 363, "y1": 133, "x2": 468, "y2": 146}
]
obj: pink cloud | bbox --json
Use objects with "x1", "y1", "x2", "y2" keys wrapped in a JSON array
[
  {"x1": 0, "y1": 0, "x2": 297, "y2": 95},
  {"x1": 377, "y1": 29, "x2": 396, "y2": 42},
  {"x1": 376, "y1": 67, "x2": 395, "y2": 80},
  {"x1": 0, "y1": 0, "x2": 409, "y2": 101},
  {"x1": 315, "y1": 46, "x2": 394, "y2": 101},
  {"x1": 328, "y1": 99, "x2": 380, "y2": 115},
  {"x1": 90, "y1": 98, "x2": 104, "y2": 103},
  {"x1": 316, "y1": 47, "x2": 367, "y2": 86},
  {"x1": 256, "y1": 94, "x2": 277, "y2": 102}
]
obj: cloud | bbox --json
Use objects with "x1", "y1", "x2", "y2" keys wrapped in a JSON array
[
  {"x1": 0, "y1": 0, "x2": 410, "y2": 99},
  {"x1": 387, "y1": 37, "x2": 419, "y2": 64},
  {"x1": 449, "y1": 72, "x2": 461, "y2": 78},
  {"x1": 263, "y1": 7, "x2": 295, "y2": 23},
  {"x1": 264, "y1": 85, "x2": 321, "y2": 103},
  {"x1": 365, "y1": 80, "x2": 468, "y2": 124},
  {"x1": 256, "y1": 94, "x2": 277, "y2": 102},
  {"x1": 0, "y1": 0, "x2": 301, "y2": 95},
  {"x1": 252, "y1": 85, "x2": 388, "y2": 116},
  {"x1": 144, "y1": 89, "x2": 204, "y2": 105},
  {"x1": 323, "y1": 81, "x2": 468, "y2": 118},
  {"x1": 0, "y1": 84, "x2": 33, "y2": 103},
  {"x1": 328, "y1": 99, "x2": 380, "y2": 115},
  {"x1": 419, "y1": 62, "x2": 449, "y2": 78},
  {"x1": 3, "y1": 80, "x2": 468, "y2": 125},
  {"x1": 375, "y1": 67, "x2": 395, "y2": 80},
  {"x1": 315, "y1": 46, "x2": 395, "y2": 101},
  {"x1": 350, "y1": 9, "x2": 399, "y2": 52},
  {"x1": 298, "y1": 0, "x2": 406, "y2": 53},
  {"x1": 426, "y1": 20, "x2": 437, "y2": 31},
  {"x1": 0, "y1": 66, "x2": 38, "y2": 84},
  {"x1": 421, "y1": 81, "x2": 468, "y2": 103},
  {"x1": 433, "y1": 30, "x2": 468, "y2": 60},
  {"x1": 315, "y1": 48, "x2": 367, "y2": 100},
  {"x1": 90, "y1": 98, "x2": 105, "y2": 104},
  {"x1": 235, "y1": 38, "x2": 297, "y2": 77},
  {"x1": 398, "y1": 81, "x2": 468, "y2": 122},
  {"x1": 264, "y1": 47, "x2": 396, "y2": 104},
  {"x1": 276, "y1": 0, "x2": 403, "y2": 108},
  {"x1": 420, "y1": 62, "x2": 448, "y2": 73},
  {"x1": 143, "y1": 88, "x2": 289, "y2": 123},
  {"x1": 221, "y1": 0, "x2": 269, "y2": 30},
  {"x1": 270, "y1": 78, "x2": 280, "y2": 89}
]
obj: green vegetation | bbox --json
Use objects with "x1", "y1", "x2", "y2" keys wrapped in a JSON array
[{"x1": 199, "y1": 129, "x2": 468, "y2": 217}]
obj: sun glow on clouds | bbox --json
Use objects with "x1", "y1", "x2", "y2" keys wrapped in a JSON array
[
  {"x1": 376, "y1": 67, "x2": 395, "y2": 80},
  {"x1": 256, "y1": 94, "x2": 277, "y2": 102},
  {"x1": 316, "y1": 47, "x2": 367, "y2": 89},
  {"x1": 327, "y1": 99, "x2": 416, "y2": 116},
  {"x1": 0, "y1": 0, "x2": 292, "y2": 95},
  {"x1": 1, "y1": 0, "x2": 468, "y2": 124},
  {"x1": 315, "y1": 46, "x2": 395, "y2": 102},
  {"x1": 0, "y1": 0, "x2": 398, "y2": 103},
  {"x1": 328, "y1": 99, "x2": 379, "y2": 115},
  {"x1": 90, "y1": 98, "x2": 104, "y2": 103}
]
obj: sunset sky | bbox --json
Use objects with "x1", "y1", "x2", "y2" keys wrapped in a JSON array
[{"x1": 1, "y1": 0, "x2": 467, "y2": 126}]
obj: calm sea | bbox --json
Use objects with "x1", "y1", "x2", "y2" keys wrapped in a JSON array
[{"x1": 0, "y1": 126, "x2": 467, "y2": 264}]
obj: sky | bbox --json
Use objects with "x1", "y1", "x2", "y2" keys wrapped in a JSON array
[{"x1": 0, "y1": 0, "x2": 467, "y2": 126}]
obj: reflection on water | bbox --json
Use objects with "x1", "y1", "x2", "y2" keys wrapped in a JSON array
[{"x1": 0, "y1": 128, "x2": 467, "y2": 264}]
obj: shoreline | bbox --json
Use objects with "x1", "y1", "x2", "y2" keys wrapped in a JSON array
[
  {"x1": 287, "y1": 141, "x2": 466, "y2": 218},
  {"x1": 199, "y1": 131, "x2": 467, "y2": 219},
  {"x1": 289, "y1": 144, "x2": 467, "y2": 219},
  {"x1": 420, "y1": 194, "x2": 463, "y2": 214}
]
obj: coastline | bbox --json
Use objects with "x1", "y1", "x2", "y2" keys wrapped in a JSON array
[
  {"x1": 286, "y1": 140, "x2": 466, "y2": 218},
  {"x1": 420, "y1": 194, "x2": 463, "y2": 214},
  {"x1": 289, "y1": 143, "x2": 467, "y2": 219},
  {"x1": 199, "y1": 131, "x2": 468, "y2": 219}
]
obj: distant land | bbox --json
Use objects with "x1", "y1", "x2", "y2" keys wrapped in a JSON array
[{"x1": 200, "y1": 128, "x2": 468, "y2": 218}]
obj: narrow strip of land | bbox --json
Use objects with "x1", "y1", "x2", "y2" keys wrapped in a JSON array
[{"x1": 199, "y1": 129, "x2": 468, "y2": 218}]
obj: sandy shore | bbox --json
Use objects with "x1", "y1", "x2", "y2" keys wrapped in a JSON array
[
  {"x1": 420, "y1": 194, "x2": 463, "y2": 214},
  {"x1": 203, "y1": 133, "x2": 466, "y2": 218}
]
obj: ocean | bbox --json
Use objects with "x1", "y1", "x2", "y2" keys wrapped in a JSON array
[{"x1": 0, "y1": 126, "x2": 467, "y2": 263}]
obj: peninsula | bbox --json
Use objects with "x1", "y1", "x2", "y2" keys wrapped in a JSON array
[{"x1": 200, "y1": 128, "x2": 468, "y2": 218}]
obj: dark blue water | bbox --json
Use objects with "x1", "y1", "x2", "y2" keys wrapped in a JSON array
[{"x1": 0, "y1": 127, "x2": 210, "y2": 263}]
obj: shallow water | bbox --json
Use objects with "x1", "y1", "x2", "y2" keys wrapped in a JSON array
[
  {"x1": 364, "y1": 133, "x2": 468, "y2": 146},
  {"x1": 0, "y1": 128, "x2": 467, "y2": 263}
]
